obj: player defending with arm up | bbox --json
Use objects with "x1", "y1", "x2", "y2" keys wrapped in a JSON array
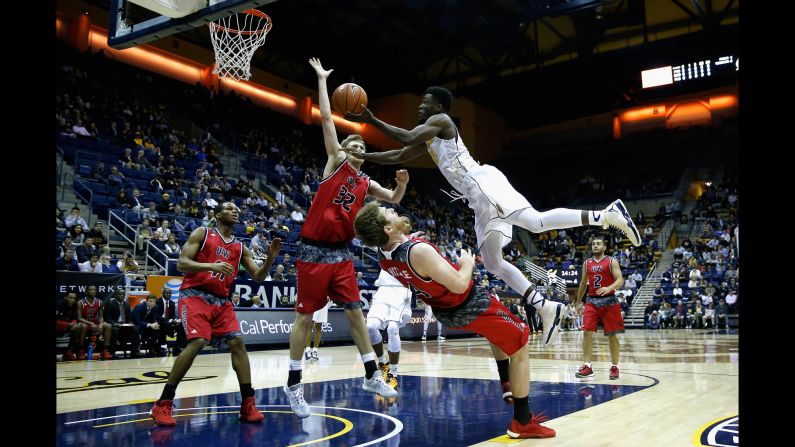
[{"x1": 283, "y1": 58, "x2": 407, "y2": 419}]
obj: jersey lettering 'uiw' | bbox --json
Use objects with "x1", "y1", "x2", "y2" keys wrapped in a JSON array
[
  {"x1": 586, "y1": 256, "x2": 616, "y2": 296},
  {"x1": 300, "y1": 160, "x2": 370, "y2": 243},
  {"x1": 80, "y1": 297, "x2": 101, "y2": 324},
  {"x1": 378, "y1": 237, "x2": 474, "y2": 309},
  {"x1": 180, "y1": 227, "x2": 243, "y2": 298}
]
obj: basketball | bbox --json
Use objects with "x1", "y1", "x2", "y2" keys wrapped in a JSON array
[{"x1": 332, "y1": 83, "x2": 368, "y2": 114}]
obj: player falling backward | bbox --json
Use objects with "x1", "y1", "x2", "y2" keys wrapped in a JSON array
[
  {"x1": 282, "y1": 58, "x2": 405, "y2": 419},
  {"x1": 355, "y1": 202, "x2": 555, "y2": 439},
  {"x1": 343, "y1": 86, "x2": 641, "y2": 344}
]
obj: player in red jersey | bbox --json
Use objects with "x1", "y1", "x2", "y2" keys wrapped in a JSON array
[
  {"x1": 573, "y1": 235, "x2": 625, "y2": 380},
  {"x1": 76, "y1": 285, "x2": 113, "y2": 360},
  {"x1": 354, "y1": 202, "x2": 556, "y2": 439},
  {"x1": 283, "y1": 58, "x2": 406, "y2": 418},
  {"x1": 150, "y1": 202, "x2": 282, "y2": 426}
]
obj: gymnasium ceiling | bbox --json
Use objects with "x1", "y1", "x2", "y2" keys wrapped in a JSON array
[{"x1": 78, "y1": 0, "x2": 739, "y2": 129}]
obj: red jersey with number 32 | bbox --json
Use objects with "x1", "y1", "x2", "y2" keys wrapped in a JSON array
[
  {"x1": 180, "y1": 227, "x2": 243, "y2": 298},
  {"x1": 300, "y1": 160, "x2": 370, "y2": 244},
  {"x1": 586, "y1": 256, "x2": 616, "y2": 297}
]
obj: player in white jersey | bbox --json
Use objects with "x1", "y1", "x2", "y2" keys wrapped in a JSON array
[
  {"x1": 366, "y1": 216, "x2": 414, "y2": 389},
  {"x1": 421, "y1": 303, "x2": 444, "y2": 341},
  {"x1": 343, "y1": 86, "x2": 641, "y2": 345}
]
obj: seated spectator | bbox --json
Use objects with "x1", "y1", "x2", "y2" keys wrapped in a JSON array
[
  {"x1": 76, "y1": 286, "x2": 113, "y2": 360},
  {"x1": 56, "y1": 248, "x2": 80, "y2": 271},
  {"x1": 643, "y1": 301, "x2": 658, "y2": 328},
  {"x1": 715, "y1": 298, "x2": 730, "y2": 329},
  {"x1": 65, "y1": 206, "x2": 88, "y2": 231},
  {"x1": 164, "y1": 234, "x2": 181, "y2": 257},
  {"x1": 79, "y1": 254, "x2": 103, "y2": 273},
  {"x1": 230, "y1": 292, "x2": 244, "y2": 307},
  {"x1": 76, "y1": 237, "x2": 99, "y2": 262},
  {"x1": 648, "y1": 310, "x2": 660, "y2": 329},
  {"x1": 57, "y1": 235, "x2": 74, "y2": 258},
  {"x1": 658, "y1": 302, "x2": 673, "y2": 329},
  {"x1": 630, "y1": 270, "x2": 643, "y2": 283},
  {"x1": 130, "y1": 189, "x2": 146, "y2": 210},
  {"x1": 653, "y1": 285, "x2": 665, "y2": 303},
  {"x1": 142, "y1": 203, "x2": 160, "y2": 222},
  {"x1": 672, "y1": 283, "x2": 683, "y2": 300},
  {"x1": 157, "y1": 288, "x2": 186, "y2": 356},
  {"x1": 103, "y1": 289, "x2": 142, "y2": 358},
  {"x1": 137, "y1": 218, "x2": 154, "y2": 251},
  {"x1": 725, "y1": 290, "x2": 738, "y2": 313},
  {"x1": 561, "y1": 302, "x2": 577, "y2": 330},
  {"x1": 202, "y1": 209, "x2": 217, "y2": 227},
  {"x1": 690, "y1": 300, "x2": 705, "y2": 329},
  {"x1": 131, "y1": 294, "x2": 164, "y2": 356},
  {"x1": 203, "y1": 192, "x2": 218, "y2": 209},
  {"x1": 99, "y1": 254, "x2": 121, "y2": 273},
  {"x1": 117, "y1": 251, "x2": 140, "y2": 273},
  {"x1": 87, "y1": 222, "x2": 108, "y2": 247},
  {"x1": 290, "y1": 207, "x2": 305, "y2": 223},
  {"x1": 702, "y1": 302, "x2": 715, "y2": 329},
  {"x1": 108, "y1": 166, "x2": 127, "y2": 188},
  {"x1": 156, "y1": 194, "x2": 174, "y2": 214},
  {"x1": 661, "y1": 269, "x2": 673, "y2": 283},
  {"x1": 624, "y1": 276, "x2": 637, "y2": 296},
  {"x1": 56, "y1": 208, "x2": 67, "y2": 232},
  {"x1": 672, "y1": 299, "x2": 687, "y2": 328},
  {"x1": 56, "y1": 292, "x2": 86, "y2": 361},
  {"x1": 158, "y1": 220, "x2": 172, "y2": 240},
  {"x1": 93, "y1": 161, "x2": 110, "y2": 184},
  {"x1": 357, "y1": 272, "x2": 367, "y2": 287}
]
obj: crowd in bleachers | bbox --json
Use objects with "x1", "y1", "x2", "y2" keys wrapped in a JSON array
[{"x1": 644, "y1": 176, "x2": 739, "y2": 329}]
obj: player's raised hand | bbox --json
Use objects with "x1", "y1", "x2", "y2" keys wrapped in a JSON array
[
  {"x1": 344, "y1": 104, "x2": 375, "y2": 123},
  {"x1": 267, "y1": 237, "x2": 282, "y2": 258},
  {"x1": 395, "y1": 169, "x2": 409, "y2": 185},
  {"x1": 308, "y1": 57, "x2": 333, "y2": 79}
]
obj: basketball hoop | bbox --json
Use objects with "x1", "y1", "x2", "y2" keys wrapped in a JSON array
[{"x1": 208, "y1": 9, "x2": 272, "y2": 81}]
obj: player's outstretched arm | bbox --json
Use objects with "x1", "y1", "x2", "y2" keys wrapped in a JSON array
[
  {"x1": 367, "y1": 170, "x2": 409, "y2": 204},
  {"x1": 341, "y1": 143, "x2": 426, "y2": 165},
  {"x1": 309, "y1": 57, "x2": 345, "y2": 166},
  {"x1": 345, "y1": 105, "x2": 446, "y2": 146}
]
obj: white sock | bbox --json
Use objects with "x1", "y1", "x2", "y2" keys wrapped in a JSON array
[
  {"x1": 289, "y1": 358, "x2": 303, "y2": 371},
  {"x1": 304, "y1": 347, "x2": 311, "y2": 353},
  {"x1": 362, "y1": 352, "x2": 376, "y2": 363},
  {"x1": 588, "y1": 210, "x2": 603, "y2": 225},
  {"x1": 390, "y1": 364, "x2": 399, "y2": 375},
  {"x1": 312, "y1": 348, "x2": 318, "y2": 355},
  {"x1": 379, "y1": 354, "x2": 388, "y2": 364},
  {"x1": 612, "y1": 364, "x2": 618, "y2": 368}
]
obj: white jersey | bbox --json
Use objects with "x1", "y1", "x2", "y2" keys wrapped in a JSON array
[
  {"x1": 426, "y1": 114, "x2": 480, "y2": 194},
  {"x1": 375, "y1": 270, "x2": 404, "y2": 288}
]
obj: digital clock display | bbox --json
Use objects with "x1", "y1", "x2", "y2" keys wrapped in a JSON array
[{"x1": 641, "y1": 55, "x2": 737, "y2": 89}]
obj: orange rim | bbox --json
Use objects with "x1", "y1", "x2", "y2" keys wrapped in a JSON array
[{"x1": 208, "y1": 9, "x2": 272, "y2": 36}]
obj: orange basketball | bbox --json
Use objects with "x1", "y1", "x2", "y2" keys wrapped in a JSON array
[{"x1": 331, "y1": 83, "x2": 368, "y2": 114}]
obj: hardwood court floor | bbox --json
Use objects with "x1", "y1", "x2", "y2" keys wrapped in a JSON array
[{"x1": 56, "y1": 328, "x2": 738, "y2": 446}]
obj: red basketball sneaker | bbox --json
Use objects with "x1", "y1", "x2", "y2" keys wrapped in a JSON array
[
  {"x1": 575, "y1": 363, "x2": 594, "y2": 378},
  {"x1": 609, "y1": 365, "x2": 620, "y2": 380},
  {"x1": 150, "y1": 400, "x2": 176, "y2": 426},
  {"x1": 239, "y1": 397, "x2": 265, "y2": 423},
  {"x1": 506, "y1": 413, "x2": 556, "y2": 439}
]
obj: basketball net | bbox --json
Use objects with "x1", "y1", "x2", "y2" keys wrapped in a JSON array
[{"x1": 208, "y1": 9, "x2": 272, "y2": 81}]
